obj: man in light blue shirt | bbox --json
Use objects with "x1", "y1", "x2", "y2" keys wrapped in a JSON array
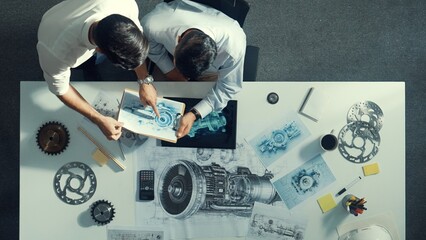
[{"x1": 139, "y1": 0, "x2": 246, "y2": 138}]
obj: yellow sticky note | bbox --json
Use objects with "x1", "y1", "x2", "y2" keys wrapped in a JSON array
[
  {"x1": 92, "y1": 148, "x2": 109, "y2": 166},
  {"x1": 363, "y1": 162, "x2": 380, "y2": 176},
  {"x1": 317, "y1": 193, "x2": 337, "y2": 213}
]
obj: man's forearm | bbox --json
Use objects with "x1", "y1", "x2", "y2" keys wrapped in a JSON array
[
  {"x1": 57, "y1": 85, "x2": 102, "y2": 124},
  {"x1": 134, "y1": 62, "x2": 149, "y2": 79}
]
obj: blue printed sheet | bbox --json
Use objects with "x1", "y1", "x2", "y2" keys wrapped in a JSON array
[
  {"x1": 272, "y1": 155, "x2": 336, "y2": 209},
  {"x1": 246, "y1": 111, "x2": 311, "y2": 168}
]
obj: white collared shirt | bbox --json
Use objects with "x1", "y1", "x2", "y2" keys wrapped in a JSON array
[
  {"x1": 37, "y1": 0, "x2": 142, "y2": 95},
  {"x1": 141, "y1": 0, "x2": 246, "y2": 117}
]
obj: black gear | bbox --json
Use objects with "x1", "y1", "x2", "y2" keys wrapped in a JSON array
[
  {"x1": 90, "y1": 200, "x2": 115, "y2": 225},
  {"x1": 37, "y1": 121, "x2": 70, "y2": 155}
]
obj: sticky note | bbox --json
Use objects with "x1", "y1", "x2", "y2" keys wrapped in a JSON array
[
  {"x1": 92, "y1": 148, "x2": 109, "y2": 166},
  {"x1": 317, "y1": 193, "x2": 337, "y2": 213},
  {"x1": 363, "y1": 163, "x2": 380, "y2": 176}
]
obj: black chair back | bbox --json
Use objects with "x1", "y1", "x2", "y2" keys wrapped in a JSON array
[{"x1": 165, "y1": 0, "x2": 250, "y2": 27}]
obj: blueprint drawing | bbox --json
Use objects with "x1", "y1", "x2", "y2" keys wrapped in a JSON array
[
  {"x1": 247, "y1": 112, "x2": 310, "y2": 168},
  {"x1": 118, "y1": 89, "x2": 185, "y2": 143},
  {"x1": 272, "y1": 155, "x2": 335, "y2": 209},
  {"x1": 247, "y1": 202, "x2": 307, "y2": 240},
  {"x1": 135, "y1": 141, "x2": 286, "y2": 239}
]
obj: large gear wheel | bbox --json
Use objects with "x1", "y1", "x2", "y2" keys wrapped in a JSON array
[
  {"x1": 90, "y1": 200, "x2": 115, "y2": 225},
  {"x1": 37, "y1": 121, "x2": 70, "y2": 155}
]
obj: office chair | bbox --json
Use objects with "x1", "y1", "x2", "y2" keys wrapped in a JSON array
[{"x1": 163, "y1": 0, "x2": 259, "y2": 81}]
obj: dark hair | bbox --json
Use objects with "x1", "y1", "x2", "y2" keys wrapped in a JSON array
[
  {"x1": 174, "y1": 30, "x2": 217, "y2": 80},
  {"x1": 94, "y1": 14, "x2": 148, "y2": 70}
]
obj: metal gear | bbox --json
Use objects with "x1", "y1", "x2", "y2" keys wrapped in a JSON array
[
  {"x1": 53, "y1": 162, "x2": 97, "y2": 205},
  {"x1": 347, "y1": 101, "x2": 384, "y2": 132},
  {"x1": 338, "y1": 121, "x2": 381, "y2": 164},
  {"x1": 90, "y1": 200, "x2": 115, "y2": 225},
  {"x1": 37, "y1": 121, "x2": 70, "y2": 155}
]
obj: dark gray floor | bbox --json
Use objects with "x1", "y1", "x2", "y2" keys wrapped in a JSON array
[{"x1": 1, "y1": 0, "x2": 425, "y2": 239}]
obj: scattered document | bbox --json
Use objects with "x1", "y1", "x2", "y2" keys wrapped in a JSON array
[
  {"x1": 272, "y1": 155, "x2": 336, "y2": 209},
  {"x1": 247, "y1": 202, "x2": 307, "y2": 240},
  {"x1": 135, "y1": 141, "x2": 273, "y2": 239},
  {"x1": 107, "y1": 226, "x2": 166, "y2": 240},
  {"x1": 246, "y1": 111, "x2": 311, "y2": 168}
]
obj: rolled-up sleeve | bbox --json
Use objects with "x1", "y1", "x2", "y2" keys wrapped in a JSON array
[
  {"x1": 194, "y1": 50, "x2": 245, "y2": 118},
  {"x1": 37, "y1": 42, "x2": 71, "y2": 96}
]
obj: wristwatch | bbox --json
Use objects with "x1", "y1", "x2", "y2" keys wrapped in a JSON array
[
  {"x1": 190, "y1": 108, "x2": 202, "y2": 121},
  {"x1": 138, "y1": 75, "x2": 154, "y2": 85}
]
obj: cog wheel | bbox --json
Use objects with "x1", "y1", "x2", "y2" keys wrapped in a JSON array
[
  {"x1": 90, "y1": 200, "x2": 115, "y2": 225},
  {"x1": 53, "y1": 162, "x2": 97, "y2": 205},
  {"x1": 37, "y1": 121, "x2": 70, "y2": 155},
  {"x1": 338, "y1": 121, "x2": 380, "y2": 164}
]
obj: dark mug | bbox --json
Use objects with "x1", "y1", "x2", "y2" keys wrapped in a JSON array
[{"x1": 320, "y1": 133, "x2": 338, "y2": 151}]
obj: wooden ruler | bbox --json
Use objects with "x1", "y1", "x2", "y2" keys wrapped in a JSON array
[{"x1": 78, "y1": 126, "x2": 126, "y2": 170}]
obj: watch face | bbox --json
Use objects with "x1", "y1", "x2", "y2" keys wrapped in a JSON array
[{"x1": 144, "y1": 76, "x2": 154, "y2": 83}]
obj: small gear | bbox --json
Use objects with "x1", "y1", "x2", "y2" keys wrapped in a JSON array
[
  {"x1": 90, "y1": 200, "x2": 115, "y2": 225},
  {"x1": 37, "y1": 121, "x2": 70, "y2": 155}
]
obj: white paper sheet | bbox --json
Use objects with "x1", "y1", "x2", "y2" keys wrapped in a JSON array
[
  {"x1": 247, "y1": 202, "x2": 308, "y2": 240},
  {"x1": 107, "y1": 225, "x2": 167, "y2": 240},
  {"x1": 135, "y1": 140, "x2": 285, "y2": 239}
]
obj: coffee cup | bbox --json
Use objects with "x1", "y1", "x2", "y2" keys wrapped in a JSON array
[{"x1": 320, "y1": 133, "x2": 338, "y2": 151}]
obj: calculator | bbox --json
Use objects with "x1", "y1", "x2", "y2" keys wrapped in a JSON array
[{"x1": 139, "y1": 170, "x2": 155, "y2": 201}]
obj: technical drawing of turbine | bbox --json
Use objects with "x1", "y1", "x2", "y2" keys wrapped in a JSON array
[{"x1": 158, "y1": 160, "x2": 278, "y2": 219}]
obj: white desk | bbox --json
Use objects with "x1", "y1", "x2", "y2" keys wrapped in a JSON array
[{"x1": 20, "y1": 81, "x2": 405, "y2": 240}]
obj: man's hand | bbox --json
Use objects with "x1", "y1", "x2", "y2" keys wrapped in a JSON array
[
  {"x1": 57, "y1": 85, "x2": 123, "y2": 141},
  {"x1": 176, "y1": 112, "x2": 197, "y2": 139},
  {"x1": 139, "y1": 83, "x2": 160, "y2": 117},
  {"x1": 94, "y1": 115, "x2": 124, "y2": 140}
]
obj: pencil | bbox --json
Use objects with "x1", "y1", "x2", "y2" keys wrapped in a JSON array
[{"x1": 78, "y1": 126, "x2": 126, "y2": 170}]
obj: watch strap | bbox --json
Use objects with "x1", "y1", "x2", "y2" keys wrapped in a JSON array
[
  {"x1": 190, "y1": 108, "x2": 201, "y2": 121},
  {"x1": 138, "y1": 75, "x2": 154, "y2": 85}
]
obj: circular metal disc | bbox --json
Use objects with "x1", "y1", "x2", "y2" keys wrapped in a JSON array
[
  {"x1": 53, "y1": 162, "x2": 97, "y2": 205},
  {"x1": 338, "y1": 121, "x2": 381, "y2": 164},
  {"x1": 347, "y1": 101, "x2": 384, "y2": 132}
]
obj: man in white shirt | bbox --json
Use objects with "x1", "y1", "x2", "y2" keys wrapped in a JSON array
[
  {"x1": 139, "y1": 0, "x2": 246, "y2": 138},
  {"x1": 37, "y1": 0, "x2": 157, "y2": 140}
]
